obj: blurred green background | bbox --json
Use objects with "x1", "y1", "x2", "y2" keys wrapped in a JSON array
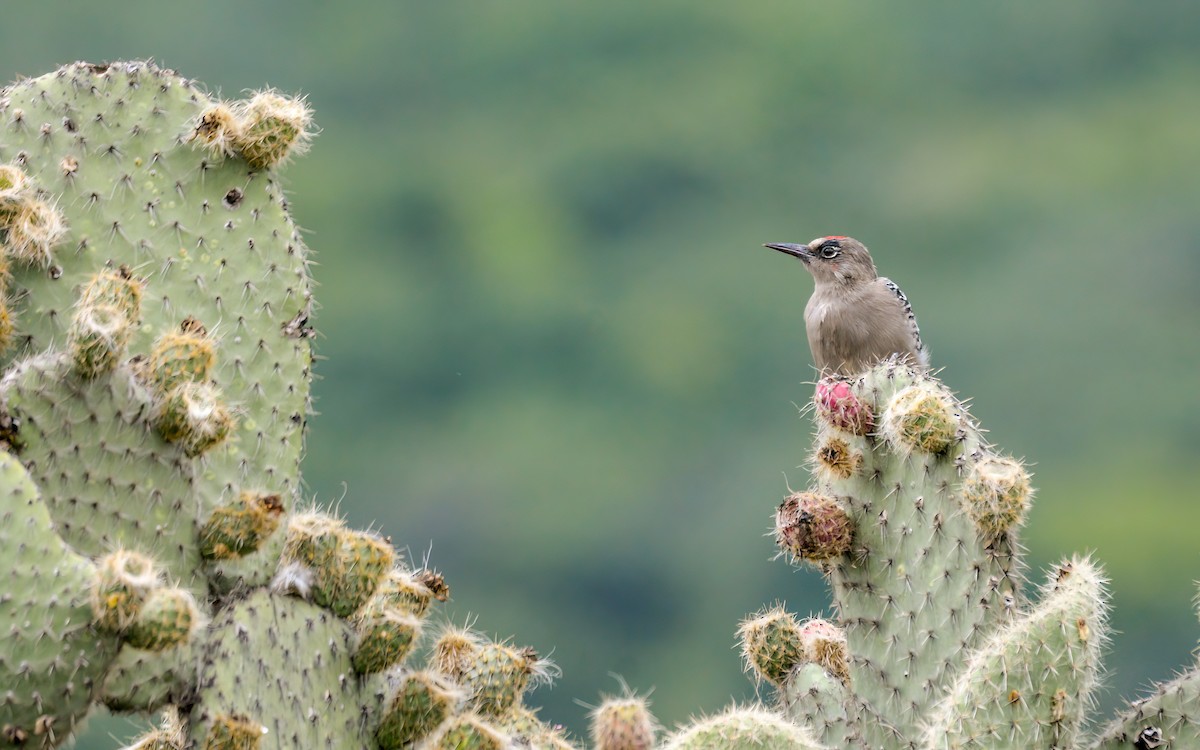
[{"x1": 5, "y1": 2, "x2": 1199, "y2": 745}]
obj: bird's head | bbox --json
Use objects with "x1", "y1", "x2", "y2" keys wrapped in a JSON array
[{"x1": 764, "y1": 236, "x2": 878, "y2": 285}]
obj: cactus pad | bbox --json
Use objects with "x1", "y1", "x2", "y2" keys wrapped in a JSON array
[
  {"x1": 662, "y1": 706, "x2": 824, "y2": 750},
  {"x1": 0, "y1": 60, "x2": 315, "y2": 530},
  {"x1": 0, "y1": 450, "x2": 114, "y2": 745}
]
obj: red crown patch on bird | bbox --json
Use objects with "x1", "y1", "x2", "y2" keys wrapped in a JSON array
[{"x1": 824, "y1": 235, "x2": 849, "y2": 240}]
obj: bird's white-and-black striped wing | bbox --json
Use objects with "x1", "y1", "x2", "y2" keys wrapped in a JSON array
[{"x1": 878, "y1": 277, "x2": 928, "y2": 365}]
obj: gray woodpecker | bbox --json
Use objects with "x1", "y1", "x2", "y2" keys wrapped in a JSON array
[{"x1": 764, "y1": 236, "x2": 928, "y2": 376}]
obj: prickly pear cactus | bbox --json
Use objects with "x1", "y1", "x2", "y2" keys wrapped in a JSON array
[
  {"x1": 5, "y1": 60, "x2": 1200, "y2": 750},
  {"x1": 0, "y1": 61, "x2": 571, "y2": 750},
  {"x1": 664, "y1": 359, "x2": 1200, "y2": 750}
]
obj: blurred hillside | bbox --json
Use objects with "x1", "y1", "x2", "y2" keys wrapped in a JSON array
[{"x1": 2, "y1": 2, "x2": 1199, "y2": 745}]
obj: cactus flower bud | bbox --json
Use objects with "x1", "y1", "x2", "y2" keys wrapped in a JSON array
[
  {"x1": 815, "y1": 378, "x2": 873, "y2": 435},
  {"x1": 775, "y1": 492, "x2": 852, "y2": 562},
  {"x1": 738, "y1": 606, "x2": 805, "y2": 686}
]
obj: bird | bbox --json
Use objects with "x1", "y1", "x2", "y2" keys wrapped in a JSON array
[{"x1": 764, "y1": 235, "x2": 928, "y2": 376}]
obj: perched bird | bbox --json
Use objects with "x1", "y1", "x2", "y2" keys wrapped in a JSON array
[{"x1": 764, "y1": 235, "x2": 928, "y2": 376}]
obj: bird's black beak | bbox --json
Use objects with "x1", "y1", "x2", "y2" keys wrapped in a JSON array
[{"x1": 764, "y1": 242, "x2": 812, "y2": 262}]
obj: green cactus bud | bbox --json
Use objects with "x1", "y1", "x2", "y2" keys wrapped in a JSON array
[
  {"x1": 231, "y1": 91, "x2": 314, "y2": 171},
  {"x1": 415, "y1": 568, "x2": 451, "y2": 601},
  {"x1": 91, "y1": 549, "x2": 161, "y2": 632},
  {"x1": 590, "y1": 695, "x2": 657, "y2": 750},
  {"x1": 423, "y1": 714, "x2": 507, "y2": 750},
  {"x1": 497, "y1": 705, "x2": 579, "y2": 748},
  {"x1": 3, "y1": 196, "x2": 67, "y2": 266},
  {"x1": 374, "y1": 670, "x2": 462, "y2": 749},
  {"x1": 813, "y1": 434, "x2": 862, "y2": 480},
  {"x1": 203, "y1": 714, "x2": 265, "y2": 750},
  {"x1": 366, "y1": 567, "x2": 447, "y2": 618},
  {"x1": 0, "y1": 163, "x2": 30, "y2": 207},
  {"x1": 351, "y1": 607, "x2": 422, "y2": 674},
  {"x1": 70, "y1": 302, "x2": 134, "y2": 378},
  {"x1": 148, "y1": 318, "x2": 216, "y2": 391},
  {"x1": 189, "y1": 102, "x2": 243, "y2": 159},
  {"x1": 774, "y1": 491, "x2": 853, "y2": 562},
  {"x1": 199, "y1": 492, "x2": 285, "y2": 560},
  {"x1": 663, "y1": 706, "x2": 824, "y2": 750},
  {"x1": 880, "y1": 381, "x2": 959, "y2": 455},
  {"x1": 462, "y1": 642, "x2": 554, "y2": 718},
  {"x1": 754, "y1": 617, "x2": 855, "y2": 746},
  {"x1": 738, "y1": 606, "x2": 804, "y2": 686},
  {"x1": 495, "y1": 705, "x2": 537, "y2": 739},
  {"x1": 432, "y1": 624, "x2": 484, "y2": 681},
  {"x1": 124, "y1": 587, "x2": 200, "y2": 651},
  {"x1": 962, "y1": 454, "x2": 1032, "y2": 539},
  {"x1": 153, "y1": 381, "x2": 234, "y2": 457},
  {"x1": 320, "y1": 529, "x2": 394, "y2": 615},
  {"x1": 79, "y1": 265, "x2": 143, "y2": 315},
  {"x1": 277, "y1": 513, "x2": 394, "y2": 615},
  {"x1": 280, "y1": 511, "x2": 344, "y2": 568}
]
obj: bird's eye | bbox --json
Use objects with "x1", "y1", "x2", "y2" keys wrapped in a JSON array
[{"x1": 819, "y1": 246, "x2": 840, "y2": 259}]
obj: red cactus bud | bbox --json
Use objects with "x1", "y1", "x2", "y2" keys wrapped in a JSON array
[
  {"x1": 775, "y1": 492, "x2": 852, "y2": 562},
  {"x1": 798, "y1": 618, "x2": 841, "y2": 642},
  {"x1": 815, "y1": 379, "x2": 873, "y2": 435},
  {"x1": 797, "y1": 618, "x2": 850, "y2": 684}
]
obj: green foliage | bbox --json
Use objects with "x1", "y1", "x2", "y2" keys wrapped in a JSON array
[
  {"x1": 199, "y1": 492, "x2": 285, "y2": 560},
  {"x1": 123, "y1": 588, "x2": 200, "y2": 652},
  {"x1": 589, "y1": 695, "x2": 657, "y2": 750}
]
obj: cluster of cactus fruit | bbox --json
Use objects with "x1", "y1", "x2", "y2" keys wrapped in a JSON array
[{"x1": 1, "y1": 60, "x2": 1198, "y2": 750}]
